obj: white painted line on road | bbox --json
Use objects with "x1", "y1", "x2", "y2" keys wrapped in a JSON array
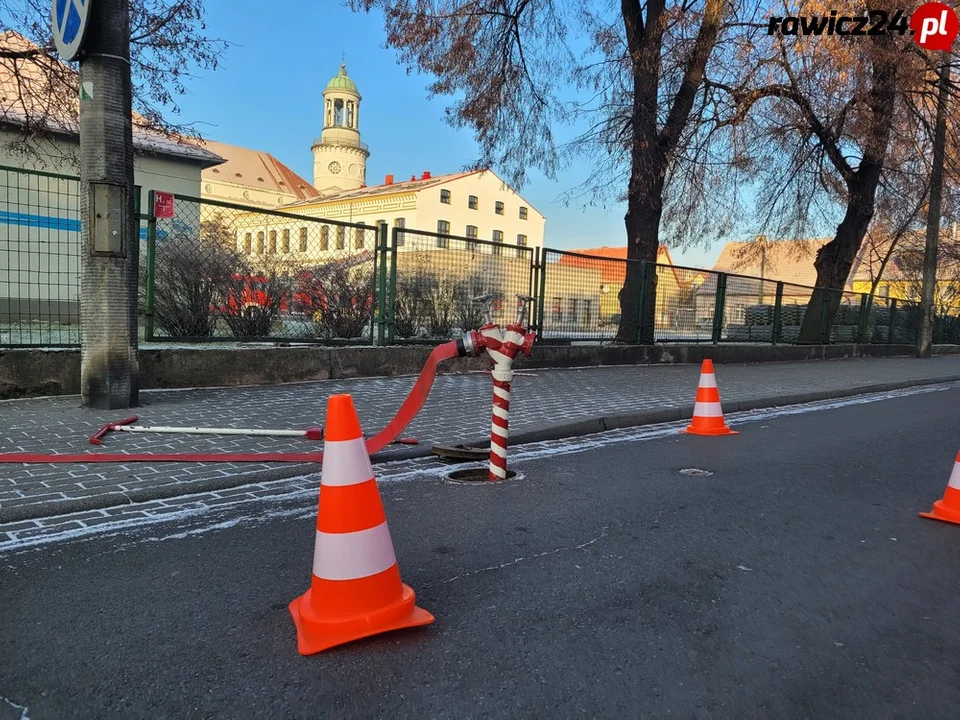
[{"x1": 3, "y1": 380, "x2": 958, "y2": 553}]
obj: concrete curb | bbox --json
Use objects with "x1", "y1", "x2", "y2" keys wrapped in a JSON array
[
  {"x1": 4, "y1": 374, "x2": 960, "y2": 524},
  {"x1": 5, "y1": 342, "x2": 960, "y2": 399}
]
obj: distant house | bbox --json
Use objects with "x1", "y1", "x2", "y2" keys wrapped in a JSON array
[
  {"x1": 848, "y1": 228, "x2": 960, "y2": 314},
  {"x1": 553, "y1": 246, "x2": 683, "y2": 329},
  {"x1": 699, "y1": 239, "x2": 830, "y2": 325}
]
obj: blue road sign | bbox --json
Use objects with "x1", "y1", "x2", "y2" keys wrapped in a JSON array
[{"x1": 51, "y1": 0, "x2": 91, "y2": 61}]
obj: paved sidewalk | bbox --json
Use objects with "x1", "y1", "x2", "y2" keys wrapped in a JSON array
[{"x1": 2, "y1": 355, "x2": 960, "y2": 524}]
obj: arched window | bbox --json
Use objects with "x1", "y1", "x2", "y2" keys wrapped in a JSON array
[
  {"x1": 346, "y1": 101, "x2": 354, "y2": 128},
  {"x1": 333, "y1": 99, "x2": 344, "y2": 126}
]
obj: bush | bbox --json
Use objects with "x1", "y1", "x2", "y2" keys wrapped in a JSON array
[
  {"x1": 393, "y1": 274, "x2": 434, "y2": 338},
  {"x1": 314, "y1": 265, "x2": 374, "y2": 339},
  {"x1": 146, "y1": 224, "x2": 245, "y2": 338},
  {"x1": 218, "y1": 272, "x2": 288, "y2": 339}
]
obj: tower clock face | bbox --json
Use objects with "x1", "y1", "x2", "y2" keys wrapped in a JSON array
[{"x1": 328, "y1": 161, "x2": 342, "y2": 175}]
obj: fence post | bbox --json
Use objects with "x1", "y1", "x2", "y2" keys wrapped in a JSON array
[
  {"x1": 387, "y1": 226, "x2": 399, "y2": 344},
  {"x1": 536, "y1": 247, "x2": 547, "y2": 342},
  {"x1": 888, "y1": 298, "x2": 898, "y2": 344},
  {"x1": 144, "y1": 189, "x2": 157, "y2": 342},
  {"x1": 711, "y1": 272, "x2": 727, "y2": 344},
  {"x1": 857, "y1": 293, "x2": 871, "y2": 344},
  {"x1": 771, "y1": 281, "x2": 784, "y2": 345},
  {"x1": 376, "y1": 223, "x2": 388, "y2": 346}
]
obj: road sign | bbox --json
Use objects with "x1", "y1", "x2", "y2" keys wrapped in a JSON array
[
  {"x1": 51, "y1": 0, "x2": 92, "y2": 61},
  {"x1": 154, "y1": 191, "x2": 175, "y2": 219}
]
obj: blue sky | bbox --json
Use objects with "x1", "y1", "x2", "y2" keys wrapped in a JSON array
[{"x1": 171, "y1": 0, "x2": 730, "y2": 268}]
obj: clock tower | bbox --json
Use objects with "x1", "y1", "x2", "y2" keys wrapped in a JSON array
[{"x1": 311, "y1": 64, "x2": 370, "y2": 194}]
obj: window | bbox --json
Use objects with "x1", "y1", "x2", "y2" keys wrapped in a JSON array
[
  {"x1": 440, "y1": 189, "x2": 451, "y2": 204},
  {"x1": 269, "y1": 230, "x2": 277, "y2": 254},
  {"x1": 299, "y1": 227, "x2": 308, "y2": 252},
  {"x1": 244, "y1": 233, "x2": 252, "y2": 254},
  {"x1": 495, "y1": 201, "x2": 504, "y2": 215},
  {"x1": 552, "y1": 297, "x2": 562, "y2": 322},
  {"x1": 466, "y1": 225, "x2": 478, "y2": 239},
  {"x1": 583, "y1": 299, "x2": 593, "y2": 327},
  {"x1": 256, "y1": 231, "x2": 265, "y2": 255},
  {"x1": 492, "y1": 229, "x2": 503, "y2": 256},
  {"x1": 282, "y1": 229, "x2": 290, "y2": 254},
  {"x1": 468, "y1": 195, "x2": 478, "y2": 210},
  {"x1": 519, "y1": 206, "x2": 528, "y2": 220},
  {"x1": 336, "y1": 226, "x2": 345, "y2": 250},
  {"x1": 568, "y1": 298, "x2": 579, "y2": 325},
  {"x1": 516, "y1": 233, "x2": 527, "y2": 258},
  {"x1": 355, "y1": 227, "x2": 365, "y2": 249},
  {"x1": 394, "y1": 217, "x2": 406, "y2": 247},
  {"x1": 320, "y1": 226, "x2": 329, "y2": 251},
  {"x1": 437, "y1": 220, "x2": 450, "y2": 248}
]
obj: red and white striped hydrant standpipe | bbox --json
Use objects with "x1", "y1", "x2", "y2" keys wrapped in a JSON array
[{"x1": 469, "y1": 294, "x2": 536, "y2": 481}]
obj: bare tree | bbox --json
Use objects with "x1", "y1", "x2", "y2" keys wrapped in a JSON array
[
  {"x1": 350, "y1": 0, "x2": 762, "y2": 343},
  {"x1": 0, "y1": 0, "x2": 229, "y2": 160},
  {"x1": 705, "y1": 2, "x2": 960, "y2": 342}
]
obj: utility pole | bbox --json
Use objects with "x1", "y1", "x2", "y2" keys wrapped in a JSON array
[
  {"x1": 918, "y1": 53, "x2": 950, "y2": 358},
  {"x1": 77, "y1": 0, "x2": 140, "y2": 406}
]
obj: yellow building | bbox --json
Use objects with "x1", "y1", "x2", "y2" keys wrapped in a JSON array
[{"x1": 847, "y1": 229, "x2": 960, "y2": 314}]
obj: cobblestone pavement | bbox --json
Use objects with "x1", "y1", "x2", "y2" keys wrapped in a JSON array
[
  {"x1": 3, "y1": 377, "x2": 956, "y2": 551},
  {"x1": 2, "y1": 355, "x2": 960, "y2": 523}
]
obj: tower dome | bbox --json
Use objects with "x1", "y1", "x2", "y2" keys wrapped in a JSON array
[{"x1": 312, "y1": 64, "x2": 369, "y2": 193}]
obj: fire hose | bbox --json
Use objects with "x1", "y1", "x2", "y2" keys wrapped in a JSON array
[{"x1": 0, "y1": 338, "x2": 481, "y2": 464}]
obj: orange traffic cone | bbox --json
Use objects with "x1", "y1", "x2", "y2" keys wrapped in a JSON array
[
  {"x1": 920, "y1": 452, "x2": 960, "y2": 526},
  {"x1": 683, "y1": 359, "x2": 739, "y2": 436},
  {"x1": 289, "y1": 393, "x2": 434, "y2": 654}
]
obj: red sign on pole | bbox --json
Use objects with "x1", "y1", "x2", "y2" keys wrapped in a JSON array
[{"x1": 154, "y1": 191, "x2": 175, "y2": 219}]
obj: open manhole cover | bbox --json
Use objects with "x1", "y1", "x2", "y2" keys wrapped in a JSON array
[
  {"x1": 445, "y1": 468, "x2": 518, "y2": 483},
  {"x1": 432, "y1": 444, "x2": 490, "y2": 462}
]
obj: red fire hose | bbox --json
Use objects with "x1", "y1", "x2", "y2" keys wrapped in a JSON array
[{"x1": 0, "y1": 340, "x2": 473, "y2": 464}]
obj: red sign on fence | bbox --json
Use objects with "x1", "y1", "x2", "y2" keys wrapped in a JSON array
[{"x1": 154, "y1": 191, "x2": 175, "y2": 219}]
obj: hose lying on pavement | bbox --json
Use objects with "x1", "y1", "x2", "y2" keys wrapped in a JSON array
[{"x1": 0, "y1": 341, "x2": 466, "y2": 464}]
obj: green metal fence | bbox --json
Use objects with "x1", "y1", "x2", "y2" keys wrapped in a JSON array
[
  {"x1": 0, "y1": 164, "x2": 944, "y2": 350},
  {"x1": 374, "y1": 226, "x2": 536, "y2": 344},
  {"x1": 142, "y1": 193, "x2": 380, "y2": 343},
  {"x1": 0, "y1": 164, "x2": 81, "y2": 346}
]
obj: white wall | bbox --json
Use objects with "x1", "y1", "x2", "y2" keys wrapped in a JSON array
[
  {"x1": 0, "y1": 130, "x2": 205, "y2": 321},
  {"x1": 414, "y1": 170, "x2": 546, "y2": 254}
]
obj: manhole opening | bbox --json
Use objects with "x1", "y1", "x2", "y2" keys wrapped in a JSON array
[{"x1": 445, "y1": 468, "x2": 518, "y2": 483}]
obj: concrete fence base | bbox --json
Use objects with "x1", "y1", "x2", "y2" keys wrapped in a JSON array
[{"x1": 2, "y1": 342, "x2": 959, "y2": 399}]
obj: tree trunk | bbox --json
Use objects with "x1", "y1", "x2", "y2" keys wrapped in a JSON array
[
  {"x1": 617, "y1": 174, "x2": 664, "y2": 343},
  {"x1": 797, "y1": 190, "x2": 874, "y2": 343}
]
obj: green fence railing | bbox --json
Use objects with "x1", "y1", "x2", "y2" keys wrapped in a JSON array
[{"x1": 0, "y1": 164, "x2": 945, "y2": 350}]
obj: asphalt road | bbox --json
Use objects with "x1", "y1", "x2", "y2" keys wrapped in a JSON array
[{"x1": 2, "y1": 387, "x2": 960, "y2": 718}]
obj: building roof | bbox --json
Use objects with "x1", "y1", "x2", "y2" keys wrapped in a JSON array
[
  {"x1": 279, "y1": 169, "x2": 483, "y2": 209},
  {"x1": 199, "y1": 140, "x2": 318, "y2": 200},
  {"x1": 711, "y1": 238, "x2": 829, "y2": 288},
  {"x1": 325, "y1": 64, "x2": 359, "y2": 95},
  {"x1": 0, "y1": 31, "x2": 224, "y2": 168},
  {"x1": 557, "y1": 246, "x2": 681, "y2": 287}
]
